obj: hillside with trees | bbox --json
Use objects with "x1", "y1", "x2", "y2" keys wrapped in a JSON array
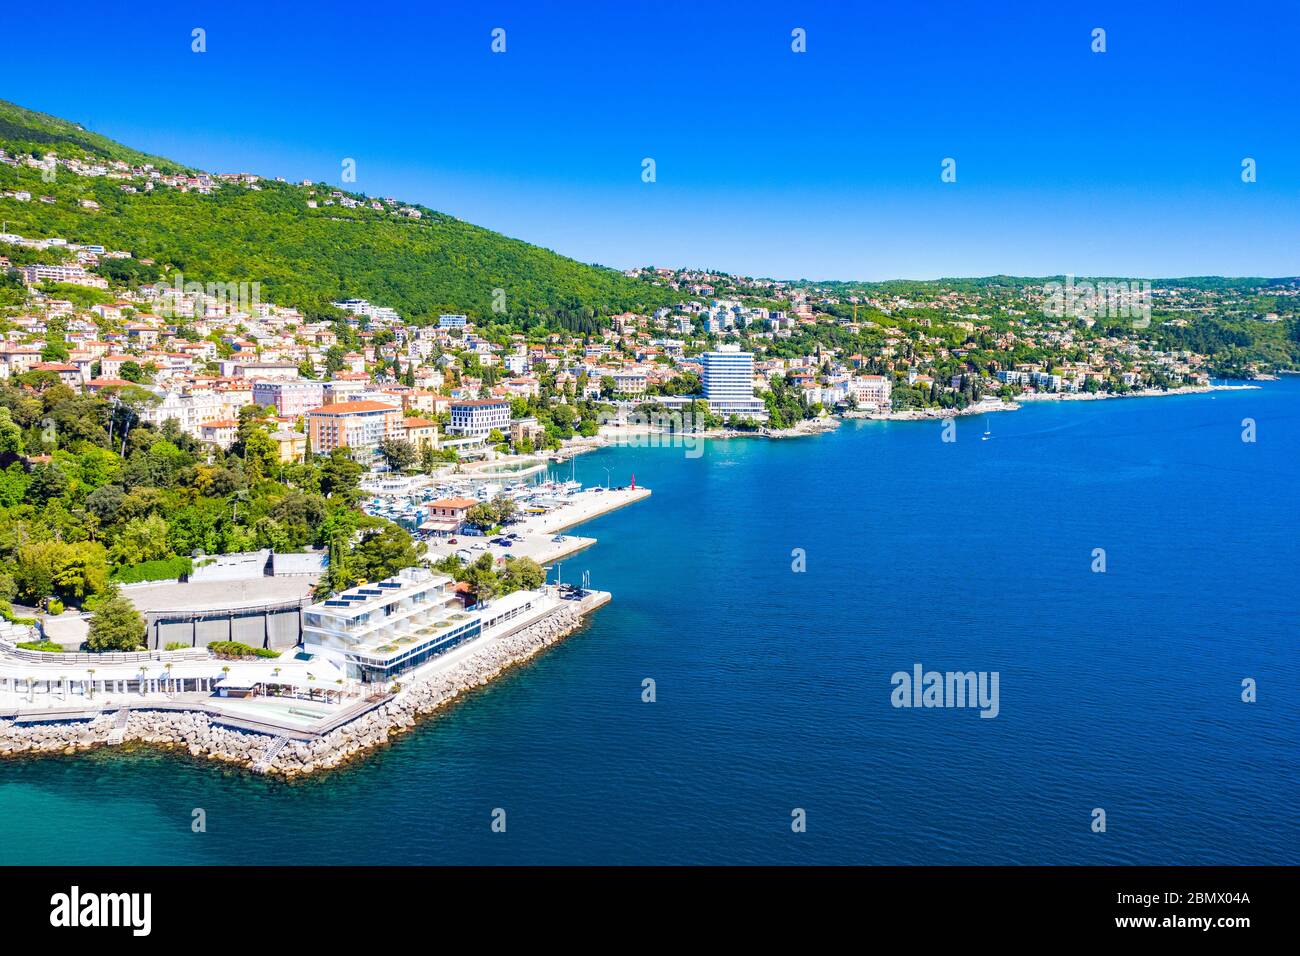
[{"x1": 0, "y1": 98, "x2": 676, "y2": 327}]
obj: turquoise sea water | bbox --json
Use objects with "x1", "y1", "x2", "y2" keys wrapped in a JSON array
[{"x1": 1, "y1": 380, "x2": 1297, "y2": 864}]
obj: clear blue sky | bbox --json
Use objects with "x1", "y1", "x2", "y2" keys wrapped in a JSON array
[{"x1": 3, "y1": 0, "x2": 1298, "y2": 280}]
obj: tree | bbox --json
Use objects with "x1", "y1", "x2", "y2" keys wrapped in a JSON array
[
  {"x1": 235, "y1": 405, "x2": 278, "y2": 483},
  {"x1": 41, "y1": 339, "x2": 69, "y2": 363},
  {"x1": 87, "y1": 591, "x2": 145, "y2": 652},
  {"x1": 319, "y1": 448, "x2": 363, "y2": 499},
  {"x1": 0, "y1": 407, "x2": 24, "y2": 458},
  {"x1": 378, "y1": 437, "x2": 417, "y2": 472},
  {"x1": 500, "y1": 556, "x2": 544, "y2": 593},
  {"x1": 52, "y1": 542, "x2": 109, "y2": 603},
  {"x1": 463, "y1": 553, "x2": 499, "y2": 603},
  {"x1": 465, "y1": 502, "x2": 496, "y2": 530},
  {"x1": 350, "y1": 522, "x2": 421, "y2": 582},
  {"x1": 14, "y1": 540, "x2": 62, "y2": 604},
  {"x1": 492, "y1": 493, "x2": 518, "y2": 524},
  {"x1": 109, "y1": 514, "x2": 172, "y2": 566},
  {"x1": 314, "y1": 533, "x2": 352, "y2": 599},
  {"x1": 28, "y1": 461, "x2": 69, "y2": 505},
  {"x1": 16, "y1": 540, "x2": 109, "y2": 606}
]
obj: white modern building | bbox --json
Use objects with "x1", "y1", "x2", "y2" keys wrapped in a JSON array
[
  {"x1": 302, "y1": 567, "x2": 552, "y2": 683},
  {"x1": 701, "y1": 346, "x2": 767, "y2": 420},
  {"x1": 303, "y1": 568, "x2": 475, "y2": 682},
  {"x1": 449, "y1": 399, "x2": 511, "y2": 437}
]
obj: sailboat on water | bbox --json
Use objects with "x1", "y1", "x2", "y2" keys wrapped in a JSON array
[{"x1": 981, "y1": 416, "x2": 992, "y2": 441}]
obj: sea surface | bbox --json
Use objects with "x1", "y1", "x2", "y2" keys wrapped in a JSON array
[{"x1": 2, "y1": 380, "x2": 1297, "y2": 864}]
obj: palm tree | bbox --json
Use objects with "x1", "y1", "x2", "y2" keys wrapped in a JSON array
[
  {"x1": 164, "y1": 662, "x2": 174, "y2": 696},
  {"x1": 87, "y1": 668, "x2": 96, "y2": 700}
]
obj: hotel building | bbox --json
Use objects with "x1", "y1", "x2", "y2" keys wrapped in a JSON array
[
  {"x1": 306, "y1": 400, "x2": 402, "y2": 455},
  {"x1": 849, "y1": 374, "x2": 892, "y2": 411},
  {"x1": 701, "y1": 346, "x2": 768, "y2": 420},
  {"x1": 253, "y1": 379, "x2": 325, "y2": 417},
  {"x1": 449, "y1": 399, "x2": 511, "y2": 437},
  {"x1": 302, "y1": 567, "x2": 552, "y2": 683}
]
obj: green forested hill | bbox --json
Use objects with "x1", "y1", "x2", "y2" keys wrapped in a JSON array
[
  {"x1": 0, "y1": 99, "x2": 186, "y2": 173},
  {"x1": 0, "y1": 99, "x2": 674, "y2": 326}
]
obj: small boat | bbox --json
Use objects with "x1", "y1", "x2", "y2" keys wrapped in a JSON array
[{"x1": 981, "y1": 417, "x2": 992, "y2": 441}]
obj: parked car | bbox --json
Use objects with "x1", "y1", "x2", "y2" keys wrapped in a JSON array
[{"x1": 552, "y1": 535, "x2": 565, "y2": 542}]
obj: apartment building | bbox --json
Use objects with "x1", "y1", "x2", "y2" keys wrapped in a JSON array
[
  {"x1": 398, "y1": 417, "x2": 437, "y2": 451},
  {"x1": 20, "y1": 263, "x2": 108, "y2": 289}
]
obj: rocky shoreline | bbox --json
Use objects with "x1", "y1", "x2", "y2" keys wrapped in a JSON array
[
  {"x1": 1015, "y1": 383, "x2": 1257, "y2": 402},
  {"x1": 0, "y1": 604, "x2": 585, "y2": 777}
]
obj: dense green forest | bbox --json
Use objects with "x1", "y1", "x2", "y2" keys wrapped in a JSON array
[
  {"x1": 0, "y1": 98, "x2": 676, "y2": 325},
  {"x1": 0, "y1": 379, "x2": 423, "y2": 648}
]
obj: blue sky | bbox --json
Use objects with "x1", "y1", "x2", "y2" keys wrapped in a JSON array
[{"x1": 3, "y1": 1, "x2": 1298, "y2": 280}]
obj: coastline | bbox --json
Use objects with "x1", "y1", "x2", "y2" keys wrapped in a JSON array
[
  {"x1": 0, "y1": 596, "x2": 604, "y2": 777},
  {"x1": 0, "y1": 380, "x2": 1265, "y2": 778},
  {"x1": 854, "y1": 401, "x2": 1020, "y2": 422},
  {"x1": 580, "y1": 382, "x2": 1261, "y2": 448},
  {"x1": 1014, "y1": 383, "x2": 1258, "y2": 402}
]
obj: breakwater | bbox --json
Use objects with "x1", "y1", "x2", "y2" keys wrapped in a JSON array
[{"x1": 0, "y1": 604, "x2": 585, "y2": 777}]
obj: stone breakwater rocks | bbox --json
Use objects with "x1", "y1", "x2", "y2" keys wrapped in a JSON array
[{"x1": 0, "y1": 605, "x2": 585, "y2": 775}]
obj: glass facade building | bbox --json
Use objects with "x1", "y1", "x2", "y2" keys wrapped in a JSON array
[{"x1": 302, "y1": 567, "x2": 482, "y2": 682}]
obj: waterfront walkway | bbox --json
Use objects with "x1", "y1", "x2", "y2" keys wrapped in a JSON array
[{"x1": 0, "y1": 586, "x2": 605, "y2": 740}]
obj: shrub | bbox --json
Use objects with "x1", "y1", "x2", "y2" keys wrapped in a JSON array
[
  {"x1": 111, "y1": 556, "x2": 193, "y2": 585},
  {"x1": 17, "y1": 640, "x2": 64, "y2": 652},
  {"x1": 164, "y1": 641, "x2": 191, "y2": 651},
  {"x1": 86, "y1": 593, "x2": 146, "y2": 652},
  {"x1": 206, "y1": 640, "x2": 280, "y2": 659},
  {"x1": 0, "y1": 601, "x2": 37, "y2": 626},
  {"x1": 47, "y1": 599, "x2": 64, "y2": 615}
]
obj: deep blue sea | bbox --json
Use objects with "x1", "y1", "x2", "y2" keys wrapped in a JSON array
[{"x1": 2, "y1": 380, "x2": 1297, "y2": 864}]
